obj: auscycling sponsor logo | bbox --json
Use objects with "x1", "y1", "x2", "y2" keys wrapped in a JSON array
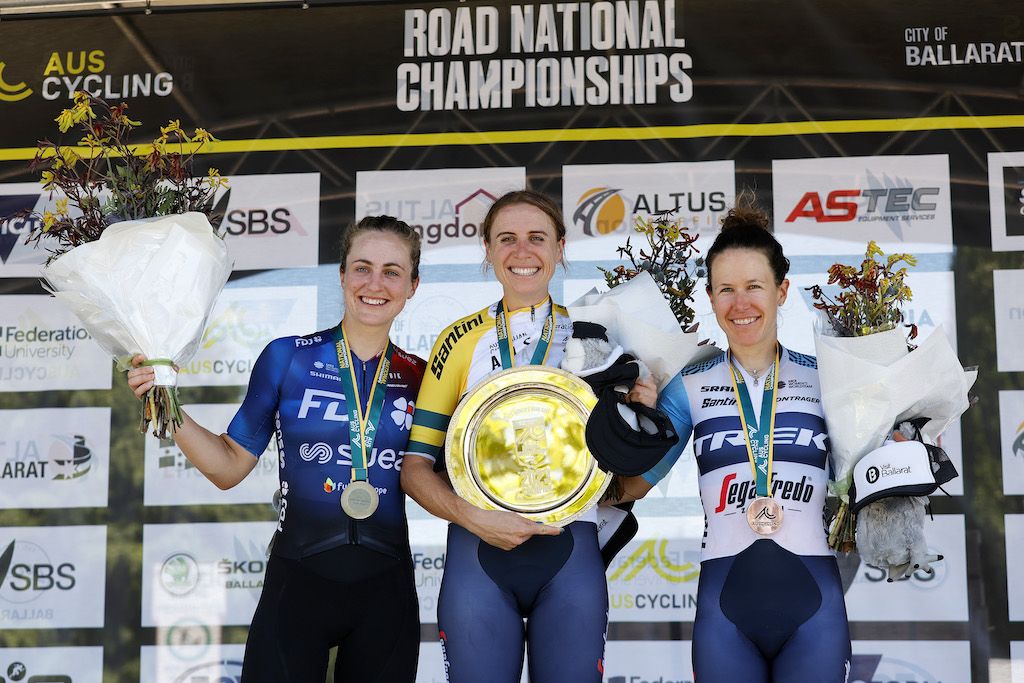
[{"x1": 0, "y1": 50, "x2": 174, "y2": 104}]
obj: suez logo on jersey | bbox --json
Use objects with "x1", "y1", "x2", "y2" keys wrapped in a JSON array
[
  {"x1": 296, "y1": 439, "x2": 404, "y2": 472},
  {"x1": 713, "y1": 472, "x2": 816, "y2": 513}
]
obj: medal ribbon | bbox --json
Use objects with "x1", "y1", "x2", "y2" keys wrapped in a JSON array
[
  {"x1": 335, "y1": 325, "x2": 394, "y2": 483},
  {"x1": 727, "y1": 348, "x2": 780, "y2": 498},
  {"x1": 494, "y1": 298, "x2": 555, "y2": 369}
]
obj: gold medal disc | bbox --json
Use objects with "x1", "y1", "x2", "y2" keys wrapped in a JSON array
[
  {"x1": 746, "y1": 496, "x2": 784, "y2": 535},
  {"x1": 340, "y1": 480, "x2": 379, "y2": 520},
  {"x1": 445, "y1": 366, "x2": 611, "y2": 526}
]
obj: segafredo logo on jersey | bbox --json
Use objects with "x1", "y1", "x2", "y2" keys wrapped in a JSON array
[
  {"x1": 0, "y1": 50, "x2": 173, "y2": 104},
  {"x1": 713, "y1": 472, "x2": 816, "y2": 513}
]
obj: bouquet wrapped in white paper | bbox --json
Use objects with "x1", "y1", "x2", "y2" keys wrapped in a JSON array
[
  {"x1": 808, "y1": 242, "x2": 975, "y2": 576},
  {"x1": 44, "y1": 212, "x2": 231, "y2": 437}
]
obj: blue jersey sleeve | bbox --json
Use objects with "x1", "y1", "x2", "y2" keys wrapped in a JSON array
[
  {"x1": 642, "y1": 373, "x2": 694, "y2": 486},
  {"x1": 227, "y1": 336, "x2": 296, "y2": 457}
]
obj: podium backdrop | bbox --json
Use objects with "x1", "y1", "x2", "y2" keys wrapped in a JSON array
[{"x1": 0, "y1": 1, "x2": 1022, "y2": 680}]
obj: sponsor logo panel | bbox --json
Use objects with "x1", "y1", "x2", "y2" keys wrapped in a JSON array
[
  {"x1": 0, "y1": 525, "x2": 106, "y2": 629},
  {"x1": 1012, "y1": 641, "x2": 1024, "y2": 683},
  {"x1": 143, "y1": 404, "x2": 278, "y2": 507},
  {"x1": 772, "y1": 155, "x2": 953, "y2": 256},
  {"x1": 606, "y1": 516, "x2": 703, "y2": 623},
  {"x1": 561, "y1": 161, "x2": 735, "y2": 262},
  {"x1": 356, "y1": 167, "x2": 526, "y2": 265},
  {"x1": 388, "y1": 281, "x2": 503, "y2": 357},
  {"x1": 604, "y1": 641, "x2": 694, "y2": 683},
  {"x1": 0, "y1": 183, "x2": 64, "y2": 278},
  {"x1": 999, "y1": 391, "x2": 1024, "y2": 496},
  {"x1": 844, "y1": 514, "x2": 967, "y2": 621},
  {"x1": 0, "y1": 295, "x2": 111, "y2": 391},
  {"x1": 0, "y1": 408, "x2": 110, "y2": 509},
  {"x1": 212, "y1": 173, "x2": 320, "y2": 270},
  {"x1": 988, "y1": 152, "x2": 1024, "y2": 252},
  {"x1": 994, "y1": 270, "x2": 1024, "y2": 372},
  {"x1": 850, "y1": 640, "x2": 971, "y2": 683},
  {"x1": 139, "y1": 643, "x2": 244, "y2": 683},
  {"x1": 1008, "y1": 515, "x2": 1024, "y2": 621},
  {"x1": 141, "y1": 522, "x2": 275, "y2": 627},
  {"x1": 407, "y1": 517, "x2": 449, "y2": 624},
  {"x1": 176, "y1": 285, "x2": 317, "y2": 387},
  {"x1": 0, "y1": 646, "x2": 103, "y2": 683}
]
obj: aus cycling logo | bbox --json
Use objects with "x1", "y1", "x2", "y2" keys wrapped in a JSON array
[
  {"x1": 0, "y1": 62, "x2": 32, "y2": 102},
  {"x1": 298, "y1": 442, "x2": 333, "y2": 464},
  {"x1": 608, "y1": 539, "x2": 700, "y2": 584},
  {"x1": 0, "y1": 660, "x2": 71, "y2": 683}
]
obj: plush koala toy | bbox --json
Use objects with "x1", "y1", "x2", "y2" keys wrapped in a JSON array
[
  {"x1": 561, "y1": 321, "x2": 624, "y2": 377},
  {"x1": 855, "y1": 496, "x2": 941, "y2": 582}
]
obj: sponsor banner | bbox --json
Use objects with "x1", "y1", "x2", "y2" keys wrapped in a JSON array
[
  {"x1": 389, "y1": 280, "x2": 504, "y2": 358},
  {"x1": 989, "y1": 152, "x2": 1024, "y2": 252},
  {"x1": 0, "y1": 295, "x2": 112, "y2": 391},
  {"x1": 0, "y1": 525, "x2": 106, "y2": 629},
  {"x1": 850, "y1": 640, "x2": 970, "y2": 683},
  {"x1": 176, "y1": 285, "x2": 318, "y2": 387},
  {"x1": 604, "y1": 641, "x2": 693, "y2": 683},
  {"x1": 0, "y1": 407, "x2": 110, "y2": 509},
  {"x1": 561, "y1": 161, "x2": 734, "y2": 262},
  {"x1": 144, "y1": 404, "x2": 278, "y2": 507},
  {"x1": 356, "y1": 167, "x2": 526, "y2": 265},
  {"x1": 0, "y1": 646, "x2": 104, "y2": 683},
  {"x1": 994, "y1": 270, "x2": 1024, "y2": 372},
  {"x1": 408, "y1": 517, "x2": 449, "y2": 624},
  {"x1": 141, "y1": 522, "x2": 275, "y2": 627},
  {"x1": 607, "y1": 516, "x2": 702, "y2": 623},
  {"x1": 140, "y1": 643, "x2": 245, "y2": 683},
  {"x1": 844, "y1": 514, "x2": 967, "y2": 621},
  {"x1": 1013, "y1": 641, "x2": 1024, "y2": 683},
  {"x1": 418, "y1": 643, "x2": 528, "y2": 683},
  {"x1": 0, "y1": 183, "x2": 64, "y2": 279},
  {"x1": 1000, "y1": 391, "x2": 1024, "y2": 496},
  {"x1": 1008, "y1": 515, "x2": 1024, "y2": 621},
  {"x1": 772, "y1": 155, "x2": 953, "y2": 256},
  {"x1": 213, "y1": 173, "x2": 320, "y2": 270}
]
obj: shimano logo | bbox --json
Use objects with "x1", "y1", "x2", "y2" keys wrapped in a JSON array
[{"x1": 296, "y1": 389, "x2": 350, "y2": 421}]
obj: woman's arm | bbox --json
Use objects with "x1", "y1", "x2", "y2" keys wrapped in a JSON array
[
  {"x1": 401, "y1": 455, "x2": 561, "y2": 550},
  {"x1": 128, "y1": 355, "x2": 258, "y2": 489}
]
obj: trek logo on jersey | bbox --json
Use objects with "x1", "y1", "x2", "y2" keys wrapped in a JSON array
[
  {"x1": 296, "y1": 389, "x2": 349, "y2": 421},
  {"x1": 784, "y1": 186, "x2": 939, "y2": 224},
  {"x1": 693, "y1": 426, "x2": 828, "y2": 456},
  {"x1": 713, "y1": 472, "x2": 815, "y2": 513}
]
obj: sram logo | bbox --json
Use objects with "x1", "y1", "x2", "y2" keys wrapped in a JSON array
[{"x1": 784, "y1": 187, "x2": 939, "y2": 223}]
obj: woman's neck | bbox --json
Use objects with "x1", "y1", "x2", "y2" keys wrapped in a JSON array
[
  {"x1": 341, "y1": 318, "x2": 391, "y2": 360},
  {"x1": 503, "y1": 292, "x2": 550, "y2": 312},
  {"x1": 730, "y1": 342, "x2": 778, "y2": 376}
]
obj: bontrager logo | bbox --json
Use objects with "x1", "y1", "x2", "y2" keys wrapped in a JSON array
[
  {"x1": 0, "y1": 62, "x2": 32, "y2": 102},
  {"x1": 573, "y1": 187, "x2": 626, "y2": 236}
]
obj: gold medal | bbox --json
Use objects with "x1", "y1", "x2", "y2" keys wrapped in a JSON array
[
  {"x1": 746, "y1": 496, "x2": 784, "y2": 535},
  {"x1": 340, "y1": 480, "x2": 379, "y2": 520}
]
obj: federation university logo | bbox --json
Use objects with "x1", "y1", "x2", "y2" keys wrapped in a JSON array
[{"x1": 573, "y1": 187, "x2": 626, "y2": 236}]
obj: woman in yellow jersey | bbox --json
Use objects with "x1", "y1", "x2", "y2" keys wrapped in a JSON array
[{"x1": 403, "y1": 190, "x2": 650, "y2": 683}]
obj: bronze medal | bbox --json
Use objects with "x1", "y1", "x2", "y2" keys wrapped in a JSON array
[
  {"x1": 340, "y1": 480, "x2": 379, "y2": 520},
  {"x1": 746, "y1": 496, "x2": 784, "y2": 535}
]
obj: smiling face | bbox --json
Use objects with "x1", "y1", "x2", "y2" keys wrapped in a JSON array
[
  {"x1": 485, "y1": 203, "x2": 565, "y2": 310},
  {"x1": 707, "y1": 247, "x2": 789, "y2": 357},
  {"x1": 339, "y1": 230, "x2": 418, "y2": 334}
]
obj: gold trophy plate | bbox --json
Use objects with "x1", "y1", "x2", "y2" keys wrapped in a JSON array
[{"x1": 445, "y1": 366, "x2": 611, "y2": 526}]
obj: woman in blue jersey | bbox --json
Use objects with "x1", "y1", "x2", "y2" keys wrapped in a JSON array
[
  {"x1": 127, "y1": 216, "x2": 426, "y2": 682},
  {"x1": 618, "y1": 205, "x2": 852, "y2": 683},
  {"x1": 402, "y1": 190, "x2": 649, "y2": 683}
]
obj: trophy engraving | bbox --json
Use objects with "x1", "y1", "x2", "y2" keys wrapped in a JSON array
[{"x1": 512, "y1": 416, "x2": 554, "y2": 499}]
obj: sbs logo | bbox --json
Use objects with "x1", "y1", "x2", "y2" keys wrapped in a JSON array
[
  {"x1": 0, "y1": 540, "x2": 76, "y2": 602},
  {"x1": 573, "y1": 188, "x2": 626, "y2": 236}
]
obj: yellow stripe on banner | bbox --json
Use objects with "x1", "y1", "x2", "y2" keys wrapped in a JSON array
[{"x1": 1, "y1": 114, "x2": 1023, "y2": 161}]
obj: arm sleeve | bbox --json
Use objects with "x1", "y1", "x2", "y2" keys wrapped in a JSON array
[
  {"x1": 641, "y1": 373, "x2": 694, "y2": 486},
  {"x1": 227, "y1": 337, "x2": 295, "y2": 457},
  {"x1": 406, "y1": 334, "x2": 465, "y2": 466}
]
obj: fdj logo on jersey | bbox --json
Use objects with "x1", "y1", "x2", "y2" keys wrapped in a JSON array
[{"x1": 785, "y1": 187, "x2": 939, "y2": 223}]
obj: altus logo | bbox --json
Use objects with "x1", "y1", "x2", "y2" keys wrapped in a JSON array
[
  {"x1": 0, "y1": 63, "x2": 32, "y2": 102},
  {"x1": 573, "y1": 187, "x2": 626, "y2": 236},
  {"x1": 608, "y1": 539, "x2": 699, "y2": 584}
]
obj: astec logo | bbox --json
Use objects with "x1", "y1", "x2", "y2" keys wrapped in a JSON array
[
  {"x1": 784, "y1": 175, "x2": 939, "y2": 239},
  {"x1": 573, "y1": 187, "x2": 627, "y2": 236},
  {"x1": 0, "y1": 62, "x2": 32, "y2": 102}
]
